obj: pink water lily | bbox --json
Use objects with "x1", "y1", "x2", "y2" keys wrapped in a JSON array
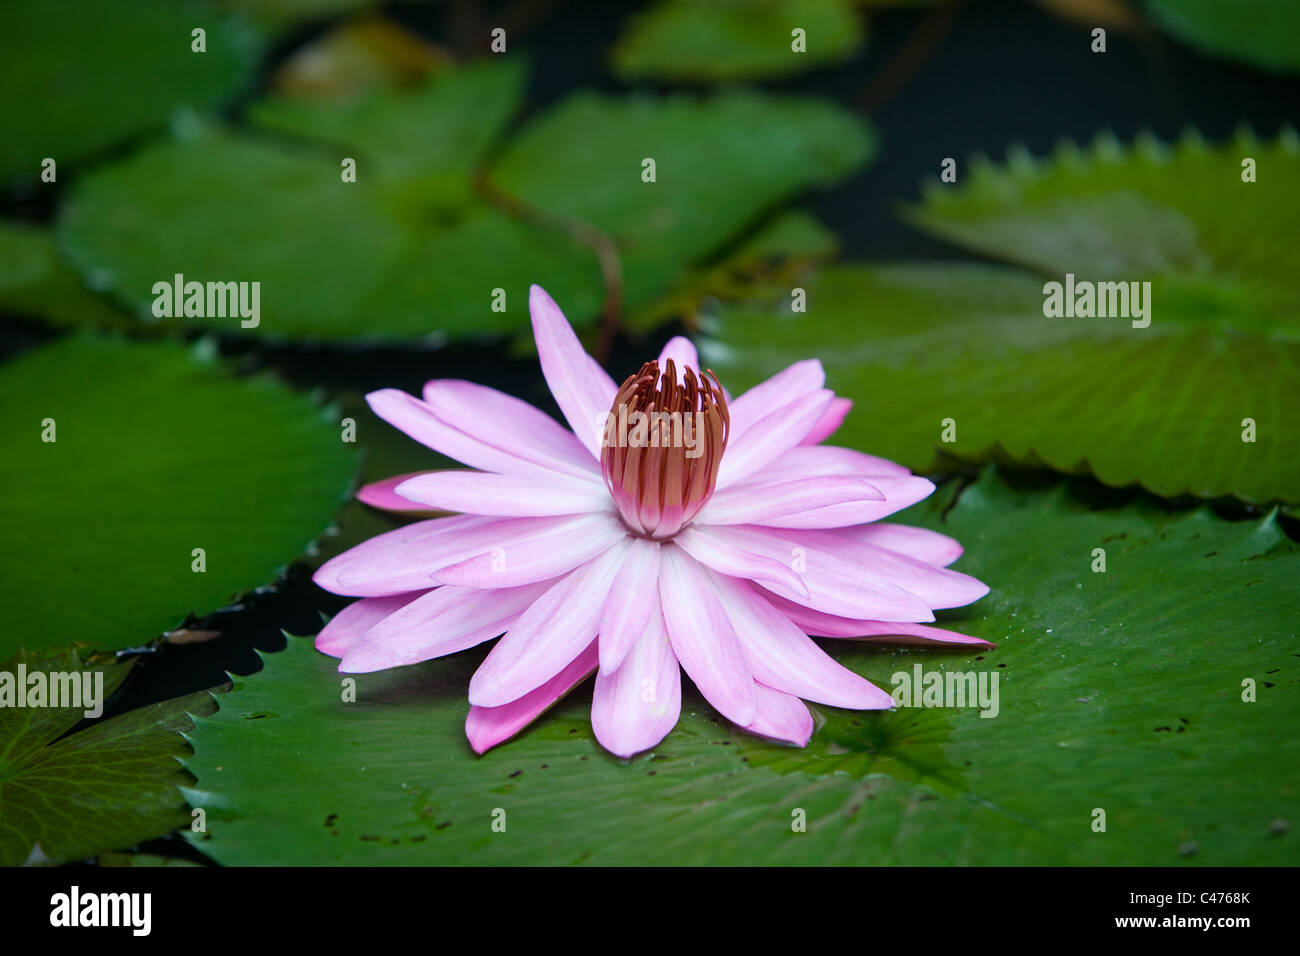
[{"x1": 314, "y1": 285, "x2": 991, "y2": 758}]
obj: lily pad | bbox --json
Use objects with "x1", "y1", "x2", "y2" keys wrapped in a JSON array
[
  {"x1": 703, "y1": 262, "x2": 1300, "y2": 504},
  {"x1": 491, "y1": 89, "x2": 873, "y2": 317},
  {"x1": 0, "y1": 221, "x2": 133, "y2": 329},
  {"x1": 0, "y1": 0, "x2": 263, "y2": 184},
  {"x1": 1142, "y1": 0, "x2": 1300, "y2": 74},
  {"x1": 60, "y1": 76, "x2": 871, "y2": 342},
  {"x1": 249, "y1": 57, "x2": 527, "y2": 204},
  {"x1": 613, "y1": 0, "x2": 865, "y2": 81},
  {"x1": 628, "y1": 209, "x2": 839, "y2": 333},
  {"x1": 0, "y1": 647, "x2": 221, "y2": 867},
  {"x1": 181, "y1": 470, "x2": 1298, "y2": 864},
  {"x1": 0, "y1": 335, "x2": 355, "y2": 657},
  {"x1": 902, "y1": 129, "x2": 1300, "y2": 339}
]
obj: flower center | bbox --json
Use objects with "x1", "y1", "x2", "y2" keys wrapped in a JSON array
[{"x1": 599, "y1": 358, "x2": 729, "y2": 540}]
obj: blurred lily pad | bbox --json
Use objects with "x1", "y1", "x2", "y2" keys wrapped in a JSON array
[
  {"x1": 181, "y1": 470, "x2": 1299, "y2": 864},
  {"x1": 613, "y1": 0, "x2": 865, "y2": 81},
  {"x1": 0, "y1": 221, "x2": 133, "y2": 329},
  {"x1": 902, "y1": 128, "x2": 1300, "y2": 338},
  {"x1": 0, "y1": 647, "x2": 221, "y2": 866},
  {"x1": 1142, "y1": 0, "x2": 1300, "y2": 74},
  {"x1": 0, "y1": 0, "x2": 263, "y2": 184},
  {"x1": 249, "y1": 57, "x2": 524, "y2": 201},
  {"x1": 263, "y1": 15, "x2": 452, "y2": 99},
  {"x1": 60, "y1": 75, "x2": 871, "y2": 342},
  {"x1": 704, "y1": 262, "x2": 1300, "y2": 503},
  {"x1": 0, "y1": 336, "x2": 355, "y2": 657},
  {"x1": 492, "y1": 89, "x2": 873, "y2": 316},
  {"x1": 629, "y1": 209, "x2": 839, "y2": 332}
]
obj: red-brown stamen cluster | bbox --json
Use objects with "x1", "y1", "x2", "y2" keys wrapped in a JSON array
[{"x1": 600, "y1": 359, "x2": 730, "y2": 540}]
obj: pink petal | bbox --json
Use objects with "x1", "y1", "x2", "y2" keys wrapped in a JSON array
[
  {"x1": 597, "y1": 536, "x2": 662, "y2": 674},
  {"x1": 770, "y1": 527, "x2": 988, "y2": 609},
  {"x1": 717, "y1": 388, "x2": 834, "y2": 489},
  {"x1": 759, "y1": 475, "x2": 937, "y2": 528},
  {"x1": 658, "y1": 546, "x2": 756, "y2": 726},
  {"x1": 591, "y1": 606, "x2": 681, "y2": 758},
  {"x1": 431, "y1": 512, "x2": 627, "y2": 588},
  {"x1": 466, "y1": 641, "x2": 598, "y2": 754},
  {"x1": 529, "y1": 285, "x2": 617, "y2": 459},
  {"x1": 800, "y1": 397, "x2": 852, "y2": 445},
  {"x1": 421, "y1": 379, "x2": 599, "y2": 479},
  {"x1": 743, "y1": 683, "x2": 814, "y2": 747},
  {"x1": 674, "y1": 525, "x2": 810, "y2": 599},
  {"x1": 845, "y1": 524, "x2": 964, "y2": 567},
  {"x1": 468, "y1": 542, "x2": 628, "y2": 706},
  {"x1": 338, "y1": 581, "x2": 551, "y2": 673},
  {"x1": 314, "y1": 514, "x2": 581, "y2": 596},
  {"x1": 394, "y1": 469, "x2": 610, "y2": 517},
  {"x1": 368, "y1": 388, "x2": 569, "y2": 478},
  {"x1": 356, "y1": 473, "x2": 444, "y2": 514},
  {"x1": 314, "y1": 592, "x2": 430, "y2": 658},
  {"x1": 766, "y1": 594, "x2": 994, "y2": 646},
  {"x1": 686, "y1": 524, "x2": 935, "y2": 623},
  {"x1": 696, "y1": 475, "x2": 884, "y2": 526},
  {"x1": 709, "y1": 573, "x2": 894, "y2": 709},
  {"x1": 752, "y1": 445, "x2": 913, "y2": 481},
  {"x1": 727, "y1": 359, "x2": 826, "y2": 444},
  {"x1": 839, "y1": 622, "x2": 994, "y2": 647},
  {"x1": 657, "y1": 336, "x2": 699, "y2": 381}
]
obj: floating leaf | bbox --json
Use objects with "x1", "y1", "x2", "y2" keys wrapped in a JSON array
[
  {"x1": 613, "y1": 0, "x2": 864, "y2": 81},
  {"x1": 0, "y1": 221, "x2": 132, "y2": 329},
  {"x1": 0, "y1": 336, "x2": 355, "y2": 657},
  {"x1": 1142, "y1": 0, "x2": 1300, "y2": 74},
  {"x1": 250, "y1": 58, "x2": 525, "y2": 202},
  {"x1": 60, "y1": 79, "x2": 870, "y2": 342},
  {"x1": 264, "y1": 15, "x2": 451, "y2": 99},
  {"x1": 492, "y1": 89, "x2": 873, "y2": 316},
  {"x1": 0, "y1": 647, "x2": 221, "y2": 866},
  {"x1": 628, "y1": 210, "x2": 839, "y2": 332},
  {"x1": 0, "y1": 0, "x2": 263, "y2": 184},
  {"x1": 181, "y1": 471, "x2": 1299, "y2": 864},
  {"x1": 704, "y1": 262, "x2": 1300, "y2": 503},
  {"x1": 902, "y1": 129, "x2": 1300, "y2": 339}
]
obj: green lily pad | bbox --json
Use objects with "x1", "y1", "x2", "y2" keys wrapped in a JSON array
[
  {"x1": 902, "y1": 128, "x2": 1300, "y2": 339},
  {"x1": 60, "y1": 75, "x2": 870, "y2": 342},
  {"x1": 704, "y1": 262, "x2": 1300, "y2": 504},
  {"x1": 0, "y1": 0, "x2": 263, "y2": 184},
  {"x1": 1142, "y1": 0, "x2": 1300, "y2": 74},
  {"x1": 492, "y1": 89, "x2": 873, "y2": 317},
  {"x1": 181, "y1": 470, "x2": 1298, "y2": 864},
  {"x1": 613, "y1": 0, "x2": 865, "y2": 81},
  {"x1": 0, "y1": 335, "x2": 355, "y2": 657},
  {"x1": 0, "y1": 221, "x2": 133, "y2": 329},
  {"x1": 0, "y1": 647, "x2": 221, "y2": 866},
  {"x1": 249, "y1": 58, "x2": 527, "y2": 205},
  {"x1": 628, "y1": 209, "x2": 839, "y2": 333}
]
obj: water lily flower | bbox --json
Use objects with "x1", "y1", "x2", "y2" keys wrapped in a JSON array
[{"x1": 314, "y1": 286, "x2": 990, "y2": 758}]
